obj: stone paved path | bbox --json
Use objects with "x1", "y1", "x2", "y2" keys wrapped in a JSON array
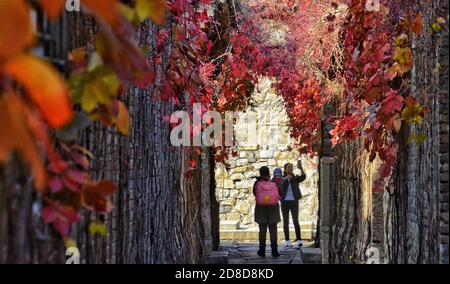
[{"x1": 220, "y1": 242, "x2": 311, "y2": 264}]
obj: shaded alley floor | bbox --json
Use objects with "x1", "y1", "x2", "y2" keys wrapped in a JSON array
[{"x1": 219, "y1": 242, "x2": 321, "y2": 264}]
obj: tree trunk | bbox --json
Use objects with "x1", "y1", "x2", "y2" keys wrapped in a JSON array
[
  {"x1": 328, "y1": 140, "x2": 378, "y2": 263},
  {"x1": 69, "y1": 17, "x2": 209, "y2": 264},
  {"x1": 0, "y1": 11, "x2": 216, "y2": 264},
  {"x1": 384, "y1": 0, "x2": 447, "y2": 264}
]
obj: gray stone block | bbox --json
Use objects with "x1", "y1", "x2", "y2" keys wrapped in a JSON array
[
  {"x1": 220, "y1": 220, "x2": 240, "y2": 230},
  {"x1": 205, "y1": 250, "x2": 229, "y2": 264}
]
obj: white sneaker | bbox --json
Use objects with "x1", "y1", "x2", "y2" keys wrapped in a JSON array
[
  {"x1": 285, "y1": 240, "x2": 292, "y2": 247},
  {"x1": 294, "y1": 240, "x2": 303, "y2": 247}
]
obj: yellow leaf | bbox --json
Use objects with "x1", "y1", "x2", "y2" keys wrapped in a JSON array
[
  {"x1": 3, "y1": 55, "x2": 74, "y2": 128},
  {"x1": 89, "y1": 222, "x2": 107, "y2": 237},
  {"x1": 74, "y1": 66, "x2": 120, "y2": 113},
  {"x1": 0, "y1": 0, "x2": 34, "y2": 62},
  {"x1": 63, "y1": 237, "x2": 77, "y2": 249},
  {"x1": 395, "y1": 34, "x2": 408, "y2": 46},
  {"x1": 118, "y1": 3, "x2": 137, "y2": 22},
  {"x1": 431, "y1": 22, "x2": 442, "y2": 33},
  {"x1": 81, "y1": 87, "x2": 98, "y2": 112},
  {"x1": 393, "y1": 47, "x2": 412, "y2": 74},
  {"x1": 135, "y1": 0, "x2": 168, "y2": 25},
  {"x1": 407, "y1": 133, "x2": 427, "y2": 145},
  {"x1": 116, "y1": 101, "x2": 130, "y2": 136},
  {"x1": 401, "y1": 97, "x2": 425, "y2": 125},
  {"x1": 385, "y1": 63, "x2": 399, "y2": 81}
]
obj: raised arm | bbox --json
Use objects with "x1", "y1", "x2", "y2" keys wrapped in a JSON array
[{"x1": 294, "y1": 160, "x2": 306, "y2": 182}]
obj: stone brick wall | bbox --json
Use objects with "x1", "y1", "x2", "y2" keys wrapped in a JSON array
[
  {"x1": 439, "y1": 32, "x2": 449, "y2": 264},
  {"x1": 215, "y1": 77, "x2": 319, "y2": 229}
]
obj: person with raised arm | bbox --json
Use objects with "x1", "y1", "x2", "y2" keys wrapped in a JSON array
[{"x1": 280, "y1": 160, "x2": 306, "y2": 248}]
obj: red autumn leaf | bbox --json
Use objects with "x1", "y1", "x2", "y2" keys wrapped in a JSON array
[
  {"x1": 70, "y1": 152, "x2": 90, "y2": 170},
  {"x1": 197, "y1": 10, "x2": 209, "y2": 23},
  {"x1": 381, "y1": 90, "x2": 404, "y2": 114},
  {"x1": 161, "y1": 82, "x2": 175, "y2": 101},
  {"x1": 48, "y1": 158, "x2": 69, "y2": 175},
  {"x1": 48, "y1": 176, "x2": 63, "y2": 193},
  {"x1": 117, "y1": 85, "x2": 127, "y2": 97},
  {"x1": 62, "y1": 174, "x2": 83, "y2": 193},
  {"x1": 410, "y1": 13, "x2": 424, "y2": 36},
  {"x1": 42, "y1": 202, "x2": 81, "y2": 236},
  {"x1": 133, "y1": 70, "x2": 155, "y2": 89},
  {"x1": 154, "y1": 54, "x2": 162, "y2": 65},
  {"x1": 65, "y1": 168, "x2": 87, "y2": 184},
  {"x1": 184, "y1": 168, "x2": 194, "y2": 178},
  {"x1": 188, "y1": 159, "x2": 196, "y2": 168},
  {"x1": 82, "y1": 180, "x2": 117, "y2": 213}
]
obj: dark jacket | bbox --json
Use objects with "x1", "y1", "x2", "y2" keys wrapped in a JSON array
[
  {"x1": 279, "y1": 173, "x2": 306, "y2": 202},
  {"x1": 253, "y1": 177, "x2": 281, "y2": 224}
]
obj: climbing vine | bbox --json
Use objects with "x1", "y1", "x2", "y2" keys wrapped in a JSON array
[
  {"x1": 0, "y1": 0, "x2": 447, "y2": 244},
  {"x1": 0, "y1": 0, "x2": 168, "y2": 242},
  {"x1": 0, "y1": 0, "x2": 260, "y2": 242},
  {"x1": 226, "y1": 0, "x2": 446, "y2": 192}
]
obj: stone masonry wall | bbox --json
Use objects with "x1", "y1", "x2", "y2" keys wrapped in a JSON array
[
  {"x1": 438, "y1": 32, "x2": 449, "y2": 264},
  {"x1": 215, "y1": 78, "x2": 319, "y2": 230}
]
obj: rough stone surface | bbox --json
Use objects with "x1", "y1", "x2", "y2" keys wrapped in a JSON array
[{"x1": 215, "y1": 78, "x2": 319, "y2": 236}]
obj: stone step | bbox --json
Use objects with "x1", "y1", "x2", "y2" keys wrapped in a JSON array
[
  {"x1": 204, "y1": 250, "x2": 229, "y2": 264},
  {"x1": 220, "y1": 226, "x2": 315, "y2": 243},
  {"x1": 220, "y1": 220, "x2": 241, "y2": 230},
  {"x1": 300, "y1": 247, "x2": 322, "y2": 263}
]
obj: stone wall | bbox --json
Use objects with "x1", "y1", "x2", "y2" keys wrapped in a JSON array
[
  {"x1": 438, "y1": 31, "x2": 449, "y2": 264},
  {"x1": 215, "y1": 78, "x2": 319, "y2": 230}
]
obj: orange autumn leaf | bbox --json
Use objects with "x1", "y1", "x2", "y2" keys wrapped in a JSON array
[
  {"x1": 81, "y1": 180, "x2": 117, "y2": 213},
  {"x1": 411, "y1": 13, "x2": 424, "y2": 36},
  {"x1": 0, "y1": 94, "x2": 46, "y2": 191},
  {"x1": 0, "y1": 0, "x2": 34, "y2": 62},
  {"x1": 3, "y1": 55, "x2": 74, "y2": 129},
  {"x1": 38, "y1": 0, "x2": 66, "y2": 19},
  {"x1": 82, "y1": 0, "x2": 120, "y2": 26},
  {"x1": 116, "y1": 101, "x2": 130, "y2": 136}
]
